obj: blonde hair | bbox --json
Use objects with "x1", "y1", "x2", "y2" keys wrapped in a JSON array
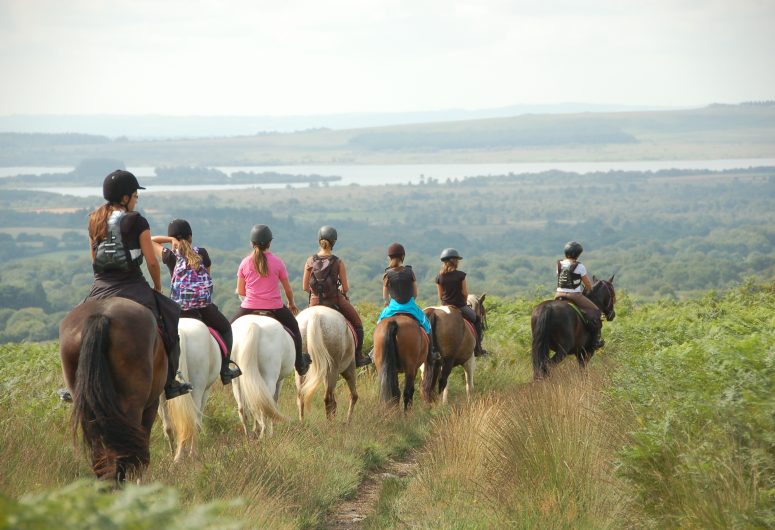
[
  {"x1": 252, "y1": 243, "x2": 269, "y2": 277},
  {"x1": 439, "y1": 258, "x2": 459, "y2": 275},
  {"x1": 175, "y1": 238, "x2": 203, "y2": 269},
  {"x1": 388, "y1": 256, "x2": 404, "y2": 269},
  {"x1": 319, "y1": 239, "x2": 332, "y2": 251}
]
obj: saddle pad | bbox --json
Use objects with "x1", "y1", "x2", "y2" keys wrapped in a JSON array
[
  {"x1": 207, "y1": 327, "x2": 229, "y2": 358},
  {"x1": 344, "y1": 320, "x2": 358, "y2": 346},
  {"x1": 463, "y1": 319, "x2": 476, "y2": 339}
]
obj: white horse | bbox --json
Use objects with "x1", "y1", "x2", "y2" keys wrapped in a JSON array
[
  {"x1": 158, "y1": 318, "x2": 221, "y2": 462},
  {"x1": 296, "y1": 306, "x2": 358, "y2": 422},
  {"x1": 231, "y1": 315, "x2": 296, "y2": 437}
]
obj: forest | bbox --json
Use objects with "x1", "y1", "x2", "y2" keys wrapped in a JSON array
[{"x1": 0, "y1": 166, "x2": 773, "y2": 343}]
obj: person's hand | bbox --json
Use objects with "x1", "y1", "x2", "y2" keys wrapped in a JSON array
[
  {"x1": 289, "y1": 302, "x2": 299, "y2": 315},
  {"x1": 153, "y1": 284, "x2": 162, "y2": 293}
]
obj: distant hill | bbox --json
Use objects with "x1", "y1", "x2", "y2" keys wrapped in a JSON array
[{"x1": 0, "y1": 103, "x2": 773, "y2": 166}]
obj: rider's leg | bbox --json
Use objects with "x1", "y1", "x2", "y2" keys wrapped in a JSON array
[
  {"x1": 271, "y1": 306, "x2": 310, "y2": 376},
  {"x1": 155, "y1": 292, "x2": 192, "y2": 400},
  {"x1": 337, "y1": 294, "x2": 371, "y2": 367},
  {"x1": 199, "y1": 303, "x2": 241, "y2": 384},
  {"x1": 460, "y1": 305, "x2": 485, "y2": 356},
  {"x1": 564, "y1": 292, "x2": 605, "y2": 349}
]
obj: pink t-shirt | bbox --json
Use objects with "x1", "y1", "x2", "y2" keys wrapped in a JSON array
[{"x1": 238, "y1": 251, "x2": 289, "y2": 309}]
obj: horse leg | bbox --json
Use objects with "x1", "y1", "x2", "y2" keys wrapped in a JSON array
[
  {"x1": 403, "y1": 371, "x2": 416, "y2": 411},
  {"x1": 462, "y1": 356, "x2": 475, "y2": 401},
  {"x1": 295, "y1": 372, "x2": 305, "y2": 422},
  {"x1": 232, "y1": 378, "x2": 250, "y2": 437},
  {"x1": 438, "y1": 359, "x2": 454, "y2": 405},
  {"x1": 342, "y1": 364, "x2": 358, "y2": 424},
  {"x1": 324, "y1": 369, "x2": 339, "y2": 419}
]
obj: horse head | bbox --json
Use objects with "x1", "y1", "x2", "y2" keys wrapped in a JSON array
[
  {"x1": 591, "y1": 275, "x2": 616, "y2": 321},
  {"x1": 467, "y1": 293, "x2": 488, "y2": 330}
]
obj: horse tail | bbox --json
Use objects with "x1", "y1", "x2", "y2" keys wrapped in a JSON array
[
  {"x1": 236, "y1": 321, "x2": 286, "y2": 423},
  {"x1": 531, "y1": 305, "x2": 552, "y2": 379},
  {"x1": 164, "y1": 328, "x2": 199, "y2": 459},
  {"x1": 421, "y1": 311, "x2": 437, "y2": 401},
  {"x1": 379, "y1": 320, "x2": 401, "y2": 405},
  {"x1": 299, "y1": 310, "x2": 333, "y2": 406},
  {"x1": 72, "y1": 314, "x2": 148, "y2": 477}
]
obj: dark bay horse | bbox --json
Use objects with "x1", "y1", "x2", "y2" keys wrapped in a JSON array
[
  {"x1": 531, "y1": 276, "x2": 616, "y2": 380},
  {"x1": 423, "y1": 294, "x2": 486, "y2": 403},
  {"x1": 373, "y1": 315, "x2": 433, "y2": 410},
  {"x1": 59, "y1": 297, "x2": 166, "y2": 482}
]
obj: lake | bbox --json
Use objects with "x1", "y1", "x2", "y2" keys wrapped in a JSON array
[{"x1": 4, "y1": 158, "x2": 774, "y2": 197}]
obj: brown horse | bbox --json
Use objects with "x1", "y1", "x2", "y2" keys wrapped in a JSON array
[
  {"x1": 59, "y1": 297, "x2": 166, "y2": 482},
  {"x1": 531, "y1": 276, "x2": 616, "y2": 380},
  {"x1": 373, "y1": 315, "x2": 433, "y2": 410},
  {"x1": 423, "y1": 294, "x2": 487, "y2": 403}
]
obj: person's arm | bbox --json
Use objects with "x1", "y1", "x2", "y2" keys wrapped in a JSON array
[
  {"x1": 382, "y1": 277, "x2": 389, "y2": 306},
  {"x1": 139, "y1": 229, "x2": 162, "y2": 291},
  {"x1": 302, "y1": 261, "x2": 311, "y2": 293},
  {"x1": 581, "y1": 274, "x2": 593, "y2": 292},
  {"x1": 436, "y1": 283, "x2": 443, "y2": 305},
  {"x1": 280, "y1": 276, "x2": 298, "y2": 315},
  {"x1": 339, "y1": 260, "x2": 349, "y2": 295},
  {"x1": 237, "y1": 276, "x2": 246, "y2": 297},
  {"x1": 461, "y1": 278, "x2": 469, "y2": 299},
  {"x1": 150, "y1": 235, "x2": 172, "y2": 262},
  {"x1": 412, "y1": 280, "x2": 418, "y2": 299}
]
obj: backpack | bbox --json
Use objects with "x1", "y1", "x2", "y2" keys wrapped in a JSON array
[
  {"x1": 309, "y1": 254, "x2": 340, "y2": 305},
  {"x1": 170, "y1": 247, "x2": 213, "y2": 310},
  {"x1": 93, "y1": 211, "x2": 143, "y2": 273}
]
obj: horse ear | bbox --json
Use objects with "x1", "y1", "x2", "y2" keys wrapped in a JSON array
[
  {"x1": 480, "y1": 293, "x2": 486, "y2": 303},
  {"x1": 608, "y1": 274, "x2": 615, "y2": 283},
  {"x1": 592, "y1": 275, "x2": 598, "y2": 283}
]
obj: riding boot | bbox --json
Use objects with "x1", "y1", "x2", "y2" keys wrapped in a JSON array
[
  {"x1": 295, "y1": 350, "x2": 312, "y2": 377},
  {"x1": 592, "y1": 319, "x2": 605, "y2": 349},
  {"x1": 220, "y1": 356, "x2": 242, "y2": 385},
  {"x1": 474, "y1": 316, "x2": 488, "y2": 357},
  {"x1": 353, "y1": 326, "x2": 372, "y2": 367},
  {"x1": 429, "y1": 331, "x2": 440, "y2": 363},
  {"x1": 165, "y1": 341, "x2": 193, "y2": 400}
]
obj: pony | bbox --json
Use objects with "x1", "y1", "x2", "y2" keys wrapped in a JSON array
[
  {"x1": 59, "y1": 297, "x2": 166, "y2": 482},
  {"x1": 157, "y1": 318, "x2": 221, "y2": 462},
  {"x1": 422, "y1": 293, "x2": 487, "y2": 404},
  {"x1": 531, "y1": 275, "x2": 616, "y2": 380},
  {"x1": 372, "y1": 315, "x2": 433, "y2": 410},
  {"x1": 296, "y1": 305, "x2": 358, "y2": 422},
  {"x1": 230, "y1": 315, "x2": 295, "y2": 437}
]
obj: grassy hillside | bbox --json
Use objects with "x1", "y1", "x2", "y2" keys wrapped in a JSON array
[
  {"x1": 2, "y1": 281, "x2": 773, "y2": 528},
  {"x1": 1, "y1": 103, "x2": 774, "y2": 166}
]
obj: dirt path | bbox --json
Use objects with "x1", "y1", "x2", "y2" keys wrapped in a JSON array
[{"x1": 324, "y1": 452, "x2": 419, "y2": 529}]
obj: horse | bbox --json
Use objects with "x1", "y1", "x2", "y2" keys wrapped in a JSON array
[
  {"x1": 422, "y1": 294, "x2": 486, "y2": 404},
  {"x1": 230, "y1": 315, "x2": 295, "y2": 437},
  {"x1": 59, "y1": 297, "x2": 166, "y2": 483},
  {"x1": 531, "y1": 275, "x2": 616, "y2": 380},
  {"x1": 372, "y1": 315, "x2": 433, "y2": 410},
  {"x1": 157, "y1": 318, "x2": 221, "y2": 462},
  {"x1": 296, "y1": 306, "x2": 358, "y2": 422}
]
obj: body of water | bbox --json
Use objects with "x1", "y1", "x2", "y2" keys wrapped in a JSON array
[{"x1": 4, "y1": 158, "x2": 774, "y2": 197}]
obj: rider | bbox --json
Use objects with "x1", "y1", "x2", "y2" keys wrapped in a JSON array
[
  {"x1": 231, "y1": 224, "x2": 310, "y2": 376},
  {"x1": 302, "y1": 226, "x2": 372, "y2": 367},
  {"x1": 555, "y1": 241, "x2": 605, "y2": 349},
  {"x1": 376, "y1": 243, "x2": 435, "y2": 360},
  {"x1": 152, "y1": 219, "x2": 242, "y2": 385},
  {"x1": 435, "y1": 248, "x2": 487, "y2": 357},
  {"x1": 86, "y1": 170, "x2": 192, "y2": 400}
]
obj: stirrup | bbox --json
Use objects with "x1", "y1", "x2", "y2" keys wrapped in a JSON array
[
  {"x1": 57, "y1": 388, "x2": 72, "y2": 402},
  {"x1": 165, "y1": 380, "x2": 193, "y2": 400},
  {"x1": 355, "y1": 354, "x2": 372, "y2": 367},
  {"x1": 221, "y1": 360, "x2": 242, "y2": 385}
]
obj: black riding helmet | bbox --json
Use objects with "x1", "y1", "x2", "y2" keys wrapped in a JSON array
[
  {"x1": 168, "y1": 219, "x2": 192, "y2": 240},
  {"x1": 564, "y1": 241, "x2": 583, "y2": 259},
  {"x1": 250, "y1": 224, "x2": 273, "y2": 246},
  {"x1": 102, "y1": 170, "x2": 145, "y2": 203},
  {"x1": 318, "y1": 225, "x2": 337, "y2": 246},
  {"x1": 440, "y1": 248, "x2": 462, "y2": 261}
]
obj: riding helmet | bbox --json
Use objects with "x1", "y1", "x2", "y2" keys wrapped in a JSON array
[
  {"x1": 387, "y1": 242, "x2": 405, "y2": 258},
  {"x1": 318, "y1": 225, "x2": 337, "y2": 245},
  {"x1": 440, "y1": 248, "x2": 462, "y2": 261},
  {"x1": 168, "y1": 219, "x2": 192, "y2": 240},
  {"x1": 564, "y1": 241, "x2": 583, "y2": 259},
  {"x1": 102, "y1": 170, "x2": 145, "y2": 203},
  {"x1": 250, "y1": 224, "x2": 273, "y2": 245}
]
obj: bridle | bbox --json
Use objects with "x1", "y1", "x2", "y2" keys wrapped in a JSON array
[{"x1": 594, "y1": 280, "x2": 616, "y2": 320}]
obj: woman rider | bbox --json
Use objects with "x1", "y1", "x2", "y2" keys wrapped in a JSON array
[
  {"x1": 376, "y1": 243, "x2": 435, "y2": 359},
  {"x1": 232, "y1": 224, "x2": 310, "y2": 376},
  {"x1": 555, "y1": 241, "x2": 605, "y2": 349},
  {"x1": 86, "y1": 170, "x2": 192, "y2": 400},
  {"x1": 435, "y1": 247, "x2": 486, "y2": 356},
  {"x1": 152, "y1": 219, "x2": 242, "y2": 385},
  {"x1": 302, "y1": 225, "x2": 371, "y2": 367}
]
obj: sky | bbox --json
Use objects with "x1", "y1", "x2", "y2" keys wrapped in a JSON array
[{"x1": 0, "y1": 0, "x2": 773, "y2": 117}]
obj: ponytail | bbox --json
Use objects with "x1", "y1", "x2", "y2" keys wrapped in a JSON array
[
  {"x1": 439, "y1": 258, "x2": 458, "y2": 275},
  {"x1": 388, "y1": 256, "x2": 404, "y2": 269},
  {"x1": 319, "y1": 239, "x2": 332, "y2": 251},
  {"x1": 176, "y1": 238, "x2": 203, "y2": 270},
  {"x1": 88, "y1": 203, "x2": 114, "y2": 242},
  {"x1": 252, "y1": 244, "x2": 269, "y2": 277}
]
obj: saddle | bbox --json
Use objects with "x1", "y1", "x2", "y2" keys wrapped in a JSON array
[
  {"x1": 392, "y1": 311, "x2": 431, "y2": 336},
  {"x1": 438, "y1": 305, "x2": 478, "y2": 339},
  {"x1": 242, "y1": 310, "x2": 296, "y2": 340}
]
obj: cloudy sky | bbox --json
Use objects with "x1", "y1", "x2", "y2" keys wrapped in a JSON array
[{"x1": 0, "y1": 0, "x2": 773, "y2": 116}]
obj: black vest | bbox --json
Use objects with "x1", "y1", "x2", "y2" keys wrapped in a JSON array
[
  {"x1": 557, "y1": 260, "x2": 582, "y2": 290},
  {"x1": 93, "y1": 211, "x2": 143, "y2": 274},
  {"x1": 385, "y1": 266, "x2": 414, "y2": 304}
]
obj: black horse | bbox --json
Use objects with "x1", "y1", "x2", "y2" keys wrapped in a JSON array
[{"x1": 531, "y1": 276, "x2": 616, "y2": 380}]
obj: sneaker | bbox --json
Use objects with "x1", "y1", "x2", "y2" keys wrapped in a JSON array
[
  {"x1": 57, "y1": 388, "x2": 72, "y2": 402},
  {"x1": 220, "y1": 360, "x2": 243, "y2": 385},
  {"x1": 165, "y1": 380, "x2": 193, "y2": 400}
]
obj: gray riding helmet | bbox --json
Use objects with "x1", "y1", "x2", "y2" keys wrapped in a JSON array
[
  {"x1": 440, "y1": 248, "x2": 463, "y2": 261},
  {"x1": 318, "y1": 225, "x2": 337, "y2": 246},
  {"x1": 250, "y1": 224, "x2": 273, "y2": 245},
  {"x1": 564, "y1": 241, "x2": 583, "y2": 259}
]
